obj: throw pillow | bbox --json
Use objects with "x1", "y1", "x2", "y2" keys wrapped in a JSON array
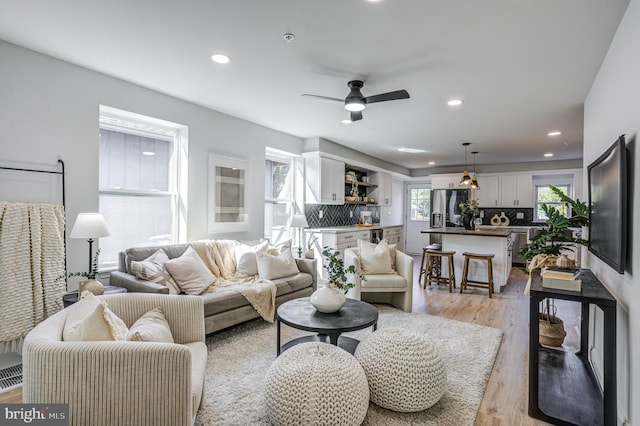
[
  {"x1": 131, "y1": 249, "x2": 180, "y2": 295},
  {"x1": 234, "y1": 240, "x2": 270, "y2": 276},
  {"x1": 165, "y1": 246, "x2": 216, "y2": 295},
  {"x1": 256, "y1": 247, "x2": 299, "y2": 280},
  {"x1": 358, "y1": 239, "x2": 394, "y2": 274},
  {"x1": 266, "y1": 239, "x2": 292, "y2": 256},
  {"x1": 63, "y1": 291, "x2": 129, "y2": 341},
  {"x1": 126, "y1": 306, "x2": 174, "y2": 343},
  {"x1": 358, "y1": 239, "x2": 397, "y2": 272}
]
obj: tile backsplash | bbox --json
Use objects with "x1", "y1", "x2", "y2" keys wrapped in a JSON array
[
  {"x1": 305, "y1": 204, "x2": 380, "y2": 228},
  {"x1": 478, "y1": 208, "x2": 534, "y2": 226}
]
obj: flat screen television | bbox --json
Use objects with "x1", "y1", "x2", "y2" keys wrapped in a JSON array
[{"x1": 587, "y1": 134, "x2": 628, "y2": 273}]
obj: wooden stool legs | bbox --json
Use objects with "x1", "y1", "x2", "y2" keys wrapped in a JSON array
[
  {"x1": 460, "y1": 252, "x2": 495, "y2": 298},
  {"x1": 423, "y1": 251, "x2": 456, "y2": 292}
]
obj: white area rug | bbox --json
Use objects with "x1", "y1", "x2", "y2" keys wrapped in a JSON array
[{"x1": 195, "y1": 306, "x2": 503, "y2": 425}]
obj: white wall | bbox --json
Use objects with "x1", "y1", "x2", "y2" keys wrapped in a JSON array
[
  {"x1": 584, "y1": 0, "x2": 638, "y2": 423},
  {"x1": 0, "y1": 40, "x2": 303, "y2": 290}
]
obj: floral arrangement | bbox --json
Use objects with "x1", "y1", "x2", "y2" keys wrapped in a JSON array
[
  {"x1": 321, "y1": 247, "x2": 363, "y2": 294},
  {"x1": 307, "y1": 234, "x2": 318, "y2": 250},
  {"x1": 459, "y1": 199, "x2": 480, "y2": 216}
]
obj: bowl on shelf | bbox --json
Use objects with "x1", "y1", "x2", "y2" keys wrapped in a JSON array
[{"x1": 345, "y1": 196, "x2": 358, "y2": 202}]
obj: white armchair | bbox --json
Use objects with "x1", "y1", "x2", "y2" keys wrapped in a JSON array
[
  {"x1": 344, "y1": 247, "x2": 413, "y2": 312},
  {"x1": 22, "y1": 293, "x2": 207, "y2": 426}
]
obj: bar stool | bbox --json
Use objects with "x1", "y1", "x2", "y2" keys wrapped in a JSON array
[
  {"x1": 419, "y1": 243, "x2": 442, "y2": 284},
  {"x1": 460, "y1": 252, "x2": 495, "y2": 298},
  {"x1": 423, "y1": 250, "x2": 456, "y2": 293}
]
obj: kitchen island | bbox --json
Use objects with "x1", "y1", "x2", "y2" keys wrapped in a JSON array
[{"x1": 421, "y1": 227, "x2": 514, "y2": 293}]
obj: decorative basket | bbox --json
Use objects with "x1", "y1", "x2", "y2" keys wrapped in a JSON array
[{"x1": 539, "y1": 305, "x2": 566, "y2": 347}]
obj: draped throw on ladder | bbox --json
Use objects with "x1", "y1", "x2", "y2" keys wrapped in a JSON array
[{"x1": 0, "y1": 202, "x2": 66, "y2": 353}]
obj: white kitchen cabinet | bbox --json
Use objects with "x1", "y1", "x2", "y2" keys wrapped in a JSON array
[
  {"x1": 474, "y1": 174, "x2": 533, "y2": 208},
  {"x1": 500, "y1": 174, "x2": 533, "y2": 207},
  {"x1": 382, "y1": 225, "x2": 404, "y2": 252},
  {"x1": 475, "y1": 176, "x2": 500, "y2": 207},
  {"x1": 307, "y1": 229, "x2": 371, "y2": 279},
  {"x1": 370, "y1": 171, "x2": 393, "y2": 205},
  {"x1": 431, "y1": 174, "x2": 462, "y2": 190},
  {"x1": 304, "y1": 155, "x2": 345, "y2": 204}
]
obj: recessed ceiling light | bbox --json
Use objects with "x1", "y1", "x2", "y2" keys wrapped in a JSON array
[
  {"x1": 211, "y1": 53, "x2": 231, "y2": 64},
  {"x1": 544, "y1": 153, "x2": 554, "y2": 157},
  {"x1": 397, "y1": 148, "x2": 426, "y2": 153},
  {"x1": 142, "y1": 151, "x2": 156, "y2": 156},
  {"x1": 447, "y1": 99, "x2": 464, "y2": 106},
  {"x1": 342, "y1": 119, "x2": 352, "y2": 124},
  {"x1": 547, "y1": 131, "x2": 561, "y2": 136},
  {"x1": 428, "y1": 161, "x2": 436, "y2": 165}
]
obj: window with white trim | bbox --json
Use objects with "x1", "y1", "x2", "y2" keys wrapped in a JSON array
[
  {"x1": 535, "y1": 184, "x2": 571, "y2": 221},
  {"x1": 264, "y1": 148, "x2": 297, "y2": 245},
  {"x1": 98, "y1": 106, "x2": 188, "y2": 269},
  {"x1": 409, "y1": 188, "x2": 431, "y2": 221}
]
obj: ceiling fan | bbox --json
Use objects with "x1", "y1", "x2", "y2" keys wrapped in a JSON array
[{"x1": 302, "y1": 80, "x2": 410, "y2": 122}]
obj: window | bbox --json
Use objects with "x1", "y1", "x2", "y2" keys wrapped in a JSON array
[
  {"x1": 264, "y1": 148, "x2": 297, "y2": 244},
  {"x1": 535, "y1": 185, "x2": 570, "y2": 221},
  {"x1": 410, "y1": 188, "x2": 431, "y2": 221},
  {"x1": 98, "y1": 106, "x2": 187, "y2": 269}
]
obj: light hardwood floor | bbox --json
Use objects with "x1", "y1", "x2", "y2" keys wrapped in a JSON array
[
  {"x1": 412, "y1": 256, "x2": 579, "y2": 425},
  {"x1": 1, "y1": 258, "x2": 579, "y2": 426}
]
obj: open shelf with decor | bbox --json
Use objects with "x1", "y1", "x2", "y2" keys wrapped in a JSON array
[{"x1": 345, "y1": 165, "x2": 378, "y2": 204}]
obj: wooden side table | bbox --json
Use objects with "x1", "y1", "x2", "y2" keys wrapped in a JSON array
[{"x1": 63, "y1": 286, "x2": 128, "y2": 307}]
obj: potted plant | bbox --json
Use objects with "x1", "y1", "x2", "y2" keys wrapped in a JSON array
[
  {"x1": 310, "y1": 247, "x2": 363, "y2": 313},
  {"x1": 66, "y1": 249, "x2": 105, "y2": 295},
  {"x1": 517, "y1": 186, "x2": 589, "y2": 346},
  {"x1": 459, "y1": 199, "x2": 480, "y2": 229}
]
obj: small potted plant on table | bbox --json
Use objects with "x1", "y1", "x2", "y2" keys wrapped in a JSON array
[
  {"x1": 309, "y1": 247, "x2": 362, "y2": 313},
  {"x1": 459, "y1": 199, "x2": 480, "y2": 230}
]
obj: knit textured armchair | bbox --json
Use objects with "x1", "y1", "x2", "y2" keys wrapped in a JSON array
[{"x1": 23, "y1": 293, "x2": 207, "y2": 426}]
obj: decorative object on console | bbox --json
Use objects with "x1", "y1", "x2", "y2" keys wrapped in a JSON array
[
  {"x1": 459, "y1": 142, "x2": 472, "y2": 186},
  {"x1": 65, "y1": 249, "x2": 105, "y2": 296},
  {"x1": 290, "y1": 214, "x2": 309, "y2": 258},
  {"x1": 305, "y1": 234, "x2": 317, "y2": 259}
]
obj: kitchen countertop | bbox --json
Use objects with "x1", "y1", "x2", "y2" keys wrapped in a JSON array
[
  {"x1": 421, "y1": 227, "x2": 512, "y2": 237},
  {"x1": 308, "y1": 224, "x2": 403, "y2": 233}
]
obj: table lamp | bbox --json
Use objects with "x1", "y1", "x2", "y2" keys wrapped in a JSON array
[
  {"x1": 290, "y1": 214, "x2": 309, "y2": 258},
  {"x1": 70, "y1": 213, "x2": 111, "y2": 272}
]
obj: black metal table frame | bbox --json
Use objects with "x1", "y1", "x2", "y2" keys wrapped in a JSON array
[
  {"x1": 528, "y1": 269, "x2": 616, "y2": 425},
  {"x1": 276, "y1": 298, "x2": 378, "y2": 356}
]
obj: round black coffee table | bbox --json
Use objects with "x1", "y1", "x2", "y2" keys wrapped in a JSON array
[{"x1": 276, "y1": 297, "x2": 378, "y2": 356}]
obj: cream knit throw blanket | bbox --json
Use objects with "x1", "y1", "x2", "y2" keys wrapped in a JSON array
[
  {"x1": 0, "y1": 202, "x2": 66, "y2": 352},
  {"x1": 192, "y1": 240, "x2": 277, "y2": 322}
]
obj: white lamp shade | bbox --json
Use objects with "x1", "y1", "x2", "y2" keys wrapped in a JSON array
[
  {"x1": 290, "y1": 214, "x2": 309, "y2": 228},
  {"x1": 70, "y1": 213, "x2": 111, "y2": 239}
]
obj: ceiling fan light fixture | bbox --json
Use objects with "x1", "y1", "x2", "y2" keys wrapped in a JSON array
[{"x1": 345, "y1": 100, "x2": 366, "y2": 112}]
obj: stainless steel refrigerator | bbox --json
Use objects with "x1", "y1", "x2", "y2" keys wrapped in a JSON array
[{"x1": 430, "y1": 189, "x2": 469, "y2": 227}]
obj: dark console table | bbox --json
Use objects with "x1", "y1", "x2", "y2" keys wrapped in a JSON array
[
  {"x1": 528, "y1": 269, "x2": 616, "y2": 425},
  {"x1": 63, "y1": 285, "x2": 128, "y2": 307}
]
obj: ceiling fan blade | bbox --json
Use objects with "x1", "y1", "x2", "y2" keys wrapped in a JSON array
[
  {"x1": 301, "y1": 94, "x2": 344, "y2": 102},
  {"x1": 365, "y1": 89, "x2": 410, "y2": 104},
  {"x1": 350, "y1": 111, "x2": 363, "y2": 122}
]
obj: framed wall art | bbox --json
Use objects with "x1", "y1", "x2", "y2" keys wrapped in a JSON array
[{"x1": 208, "y1": 154, "x2": 249, "y2": 233}]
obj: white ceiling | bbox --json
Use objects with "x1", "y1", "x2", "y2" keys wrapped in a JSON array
[{"x1": 0, "y1": 0, "x2": 630, "y2": 170}]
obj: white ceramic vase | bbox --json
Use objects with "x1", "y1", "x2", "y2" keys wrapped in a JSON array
[
  {"x1": 304, "y1": 249, "x2": 315, "y2": 259},
  {"x1": 310, "y1": 283, "x2": 346, "y2": 313},
  {"x1": 79, "y1": 279, "x2": 104, "y2": 296}
]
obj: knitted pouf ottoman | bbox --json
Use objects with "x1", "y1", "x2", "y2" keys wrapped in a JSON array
[
  {"x1": 265, "y1": 342, "x2": 369, "y2": 426},
  {"x1": 354, "y1": 327, "x2": 447, "y2": 412}
]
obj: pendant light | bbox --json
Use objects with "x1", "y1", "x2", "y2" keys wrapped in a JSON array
[
  {"x1": 470, "y1": 151, "x2": 480, "y2": 189},
  {"x1": 459, "y1": 142, "x2": 472, "y2": 186}
]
